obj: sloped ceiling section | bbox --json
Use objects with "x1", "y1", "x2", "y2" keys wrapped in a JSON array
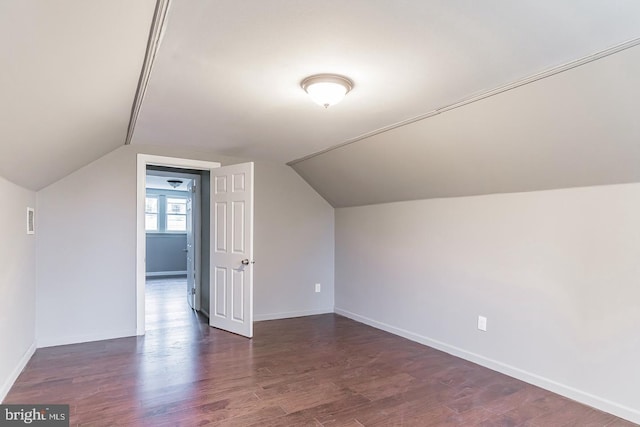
[
  {"x1": 131, "y1": 0, "x2": 640, "y2": 165},
  {"x1": 0, "y1": 0, "x2": 156, "y2": 190},
  {"x1": 291, "y1": 44, "x2": 640, "y2": 208}
]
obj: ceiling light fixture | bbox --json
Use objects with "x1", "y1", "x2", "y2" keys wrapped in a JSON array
[
  {"x1": 167, "y1": 179, "x2": 183, "y2": 188},
  {"x1": 301, "y1": 74, "x2": 353, "y2": 108}
]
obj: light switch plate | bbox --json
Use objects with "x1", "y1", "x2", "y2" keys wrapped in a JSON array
[{"x1": 478, "y1": 316, "x2": 487, "y2": 332}]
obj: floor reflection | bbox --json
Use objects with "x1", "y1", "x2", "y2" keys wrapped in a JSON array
[{"x1": 137, "y1": 278, "x2": 204, "y2": 400}]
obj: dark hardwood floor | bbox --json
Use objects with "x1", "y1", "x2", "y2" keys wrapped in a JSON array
[{"x1": 5, "y1": 278, "x2": 636, "y2": 426}]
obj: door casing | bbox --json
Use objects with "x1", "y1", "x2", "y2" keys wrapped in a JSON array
[{"x1": 136, "y1": 154, "x2": 221, "y2": 335}]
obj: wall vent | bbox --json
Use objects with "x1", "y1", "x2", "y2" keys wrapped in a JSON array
[{"x1": 26, "y1": 207, "x2": 35, "y2": 235}]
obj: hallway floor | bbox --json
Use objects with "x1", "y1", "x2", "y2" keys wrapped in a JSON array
[{"x1": 145, "y1": 277, "x2": 202, "y2": 332}]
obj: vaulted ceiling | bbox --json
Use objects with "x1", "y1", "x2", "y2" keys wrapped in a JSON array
[
  {"x1": 0, "y1": 1, "x2": 156, "y2": 190},
  {"x1": 2, "y1": 1, "x2": 640, "y2": 203},
  {"x1": 292, "y1": 44, "x2": 640, "y2": 206}
]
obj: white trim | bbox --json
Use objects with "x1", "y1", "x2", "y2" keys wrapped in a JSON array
[
  {"x1": 254, "y1": 308, "x2": 334, "y2": 322},
  {"x1": 0, "y1": 341, "x2": 36, "y2": 402},
  {"x1": 137, "y1": 154, "x2": 221, "y2": 335},
  {"x1": 37, "y1": 329, "x2": 137, "y2": 349},
  {"x1": 143, "y1": 155, "x2": 223, "y2": 171},
  {"x1": 146, "y1": 270, "x2": 187, "y2": 277},
  {"x1": 334, "y1": 307, "x2": 640, "y2": 425},
  {"x1": 125, "y1": 0, "x2": 172, "y2": 145}
]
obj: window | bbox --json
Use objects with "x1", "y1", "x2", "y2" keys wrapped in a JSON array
[
  {"x1": 166, "y1": 198, "x2": 187, "y2": 232},
  {"x1": 145, "y1": 196, "x2": 158, "y2": 231},
  {"x1": 145, "y1": 192, "x2": 188, "y2": 233}
]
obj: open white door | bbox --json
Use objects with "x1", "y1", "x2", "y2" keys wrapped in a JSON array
[
  {"x1": 210, "y1": 162, "x2": 254, "y2": 338},
  {"x1": 186, "y1": 179, "x2": 196, "y2": 309}
]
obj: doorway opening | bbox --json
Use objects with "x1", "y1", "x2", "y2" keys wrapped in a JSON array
[
  {"x1": 136, "y1": 155, "x2": 220, "y2": 335},
  {"x1": 144, "y1": 167, "x2": 208, "y2": 331}
]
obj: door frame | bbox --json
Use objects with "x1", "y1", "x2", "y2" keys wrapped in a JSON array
[
  {"x1": 136, "y1": 154, "x2": 221, "y2": 335},
  {"x1": 185, "y1": 175, "x2": 201, "y2": 311}
]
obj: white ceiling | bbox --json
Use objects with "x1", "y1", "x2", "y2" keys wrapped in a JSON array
[
  {"x1": 2, "y1": 1, "x2": 640, "y2": 200},
  {"x1": 0, "y1": 0, "x2": 155, "y2": 190},
  {"x1": 132, "y1": 0, "x2": 640, "y2": 165}
]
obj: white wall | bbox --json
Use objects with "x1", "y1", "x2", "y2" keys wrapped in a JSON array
[
  {"x1": 253, "y1": 161, "x2": 334, "y2": 320},
  {"x1": 36, "y1": 144, "x2": 334, "y2": 346},
  {"x1": 335, "y1": 183, "x2": 640, "y2": 424},
  {"x1": 0, "y1": 176, "x2": 36, "y2": 401}
]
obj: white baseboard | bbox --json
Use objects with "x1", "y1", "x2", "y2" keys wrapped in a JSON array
[
  {"x1": 37, "y1": 329, "x2": 137, "y2": 348},
  {"x1": 334, "y1": 307, "x2": 640, "y2": 425},
  {"x1": 254, "y1": 308, "x2": 334, "y2": 322},
  {"x1": 0, "y1": 341, "x2": 36, "y2": 402},
  {"x1": 146, "y1": 270, "x2": 187, "y2": 277}
]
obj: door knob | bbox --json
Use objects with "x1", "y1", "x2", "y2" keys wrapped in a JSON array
[{"x1": 241, "y1": 259, "x2": 250, "y2": 265}]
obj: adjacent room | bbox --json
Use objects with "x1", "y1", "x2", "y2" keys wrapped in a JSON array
[
  {"x1": 144, "y1": 170, "x2": 199, "y2": 331},
  {"x1": 1, "y1": 1, "x2": 639, "y2": 425}
]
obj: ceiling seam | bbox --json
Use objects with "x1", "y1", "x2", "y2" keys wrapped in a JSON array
[
  {"x1": 287, "y1": 37, "x2": 640, "y2": 166},
  {"x1": 124, "y1": 0, "x2": 172, "y2": 145}
]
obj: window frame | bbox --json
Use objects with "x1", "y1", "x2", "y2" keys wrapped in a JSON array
[
  {"x1": 144, "y1": 195, "x2": 159, "y2": 232},
  {"x1": 165, "y1": 197, "x2": 188, "y2": 232},
  {"x1": 145, "y1": 189, "x2": 189, "y2": 234}
]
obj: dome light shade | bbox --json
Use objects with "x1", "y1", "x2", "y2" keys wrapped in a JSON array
[{"x1": 301, "y1": 74, "x2": 353, "y2": 108}]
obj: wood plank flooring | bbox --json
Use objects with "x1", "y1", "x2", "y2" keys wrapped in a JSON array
[{"x1": 5, "y1": 278, "x2": 636, "y2": 426}]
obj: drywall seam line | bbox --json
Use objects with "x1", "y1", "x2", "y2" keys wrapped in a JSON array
[
  {"x1": 124, "y1": 0, "x2": 172, "y2": 145},
  {"x1": 287, "y1": 37, "x2": 640, "y2": 166}
]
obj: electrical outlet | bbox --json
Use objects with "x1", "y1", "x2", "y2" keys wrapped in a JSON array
[
  {"x1": 315, "y1": 283, "x2": 321, "y2": 293},
  {"x1": 478, "y1": 316, "x2": 487, "y2": 332}
]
